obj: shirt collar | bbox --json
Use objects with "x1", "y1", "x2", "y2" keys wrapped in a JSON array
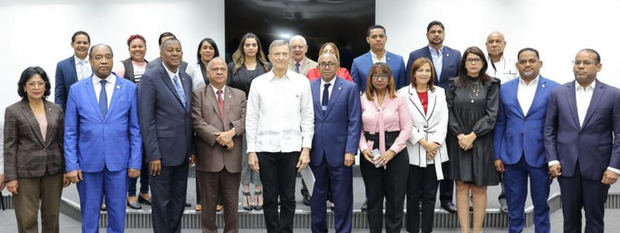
[
  {"x1": 92, "y1": 73, "x2": 116, "y2": 85},
  {"x1": 268, "y1": 69, "x2": 291, "y2": 81},
  {"x1": 428, "y1": 46, "x2": 444, "y2": 55},
  {"x1": 210, "y1": 84, "x2": 225, "y2": 95},
  {"x1": 575, "y1": 80, "x2": 596, "y2": 92},
  {"x1": 370, "y1": 50, "x2": 386, "y2": 60},
  {"x1": 320, "y1": 76, "x2": 336, "y2": 87},
  {"x1": 518, "y1": 74, "x2": 540, "y2": 86},
  {"x1": 74, "y1": 55, "x2": 88, "y2": 65},
  {"x1": 162, "y1": 62, "x2": 180, "y2": 79}
]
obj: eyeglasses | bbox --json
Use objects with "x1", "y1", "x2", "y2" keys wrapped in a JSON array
[
  {"x1": 372, "y1": 74, "x2": 389, "y2": 80},
  {"x1": 573, "y1": 60, "x2": 597, "y2": 66},
  {"x1": 318, "y1": 62, "x2": 337, "y2": 68},
  {"x1": 466, "y1": 58, "x2": 482, "y2": 64},
  {"x1": 26, "y1": 82, "x2": 46, "y2": 88}
]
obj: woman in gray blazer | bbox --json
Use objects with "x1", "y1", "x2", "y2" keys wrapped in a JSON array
[{"x1": 4, "y1": 66, "x2": 68, "y2": 233}]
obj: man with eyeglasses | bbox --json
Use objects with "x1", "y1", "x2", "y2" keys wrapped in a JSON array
[
  {"x1": 544, "y1": 48, "x2": 620, "y2": 233},
  {"x1": 494, "y1": 48, "x2": 558, "y2": 233},
  {"x1": 309, "y1": 53, "x2": 361, "y2": 233},
  {"x1": 485, "y1": 31, "x2": 518, "y2": 84},
  {"x1": 288, "y1": 35, "x2": 318, "y2": 76},
  {"x1": 405, "y1": 20, "x2": 461, "y2": 214}
]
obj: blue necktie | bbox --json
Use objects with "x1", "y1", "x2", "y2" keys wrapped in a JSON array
[
  {"x1": 172, "y1": 75, "x2": 187, "y2": 108},
  {"x1": 99, "y1": 80, "x2": 108, "y2": 117},
  {"x1": 322, "y1": 83, "x2": 331, "y2": 111}
]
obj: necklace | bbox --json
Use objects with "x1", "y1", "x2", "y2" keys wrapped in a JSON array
[{"x1": 468, "y1": 81, "x2": 480, "y2": 104}]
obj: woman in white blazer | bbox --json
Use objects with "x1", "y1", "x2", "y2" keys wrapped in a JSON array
[{"x1": 397, "y1": 57, "x2": 449, "y2": 233}]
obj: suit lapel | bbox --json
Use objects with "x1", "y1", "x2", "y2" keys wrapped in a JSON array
[
  {"x1": 105, "y1": 77, "x2": 123, "y2": 121},
  {"x1": 566, "y1": 82, "x2": 581, "y2": 128},
  {"x1": 407, "y1": 86, "x2": 427, "y2": 121},
  {"x1": 426, "y1": 89, "x2": 437, "y2": 119},
  {"x1": 43, "y1": 101, "x2": 57, "y2": 147},
  {"x1": 68, "y1": 56, "x2": 78, "y2": 84},
  {"x1": 526, "y1": 78, "x2": 547, "y2": 117},
  {"x1": 205, "y1": 86, "x2": 223, "y2": 123},
  {"x1": 19, "y1": 101, "x2": 45, "y2": 146},
  {"x1": 158, "y1": 66, "x2": 185, "y2": 109},
  {"x1": 84, "y1": 77, "x2": 105, "y2": 121},
  {"x1": 222, "y1": 86, "x2": 233, "y2": 129},
  {"x1": 512, "y1": 80, "x2": 525, "y2": 117},
  {"x1": 182, "y1": 72, "x2": 192, "y2": 112},
  {"x1": 325, "y1": 78, "x2": 343, "y2": 117},
  {"x1": 582, "y1": 81, "x2": 605, "y2": 128}
]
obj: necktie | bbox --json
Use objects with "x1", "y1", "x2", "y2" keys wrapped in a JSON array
[
  {"x1": 217, "y1": 89, "x2": 226, "y2": 124},
  {"x1": 322, "y1": 83, "x2": 331, "y2": 111},
  {"x1": 99, "y1": 80, "x2": 108, "y2": 117},
  {"x1": 295, "y1": 63, "x2": 301, "y2": 73},
  {"x1": 172, "y1": 75, "x2": 187, "y2": 108}
]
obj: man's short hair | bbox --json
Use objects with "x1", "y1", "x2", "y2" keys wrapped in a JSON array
[
  {"x1": 289, "y1": 35, "x2": 307, "y2": 45},
  {"x1": 269, "y1": 40, "x2": 289, "y2": 53},
  {"x1": 160, "y1": 38, "x2": 180, "y2": 50},
  {"x1": 158, "y1": 32, "x2": 176, "y2": 46},
  {"x1": 71, "y1": 31, "x2": 90, "y2": 44},
  {"x1": 579, "y1": 48, "x2": 601, "y2": 64},
  {"x1": 517, "y1": 48, "x2": 540, "y2": 60},
  {"x1": 88, "y1": 44, "x2": 114, "y2": 59},
  {"x1": 426, "y1": 20, "x2": 445, "y2": 32},
  {"x1": 206, "y1": 57, "x2": 226, "y2": 71},
  {"x1": 367, "y1": 25, "x2": 386, "y2": 36}
]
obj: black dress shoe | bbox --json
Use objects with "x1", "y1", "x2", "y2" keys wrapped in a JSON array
[
  {"x1": 127, "y1": 200, "x2": 142, "y2": 210},
  {"x1": 361, "y1": 200, "x2": 368, "y2": 212},
  {"x1": 441, "y1": 202, "x2": 457, "y2": 214},
  {"x1": 138, "y1": 195, "x2": 151, "y2": 205},
  {"x1": 302, "y1": 195, "x2": 311, "y2": 206}
]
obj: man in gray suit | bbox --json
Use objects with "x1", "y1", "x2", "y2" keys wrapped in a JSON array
[{"x1": 139, "y1": 38, "x2": 193, "y2": 233}]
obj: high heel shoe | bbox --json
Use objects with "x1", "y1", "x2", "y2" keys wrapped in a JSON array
[
  {"x1": 242, "y1": 191, "x2": 253, "y2": 211},
  {"x1": 254, "y1": 191, "x2": 263, "y2": 211}
]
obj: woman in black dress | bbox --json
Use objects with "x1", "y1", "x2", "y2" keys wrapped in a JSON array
[{"x1": 446, "y1": 46, "x2": 500, "y2": 233}]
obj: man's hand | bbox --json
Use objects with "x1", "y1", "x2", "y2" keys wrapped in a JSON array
[
  {"x1": 66, "y1": 170, "x2": 83, "y2": 183},
  {"x1": 0, "y1": 174, "x2": 5, "y2": 191},
  {"x1": 495, "y1": 159, "x2": 505, "y2": 172},
  {"x1": 297, "y1": 148, "x2": 311, "y2": 172},
  {"x1": 149, "y1": 159, "x2": 162, "y2": 176},
  {"x1": 601, "y1": 169, "x2": 619, "y2": 185},
  {"x1": 189, "y1": 154, "x2": 196, "y2": 165},
  {"x1": 375, "y1": 149, "x2": 396, "y2": 167},
  {"x1": 225, "y1": 141, "x2": 235, "y2": 151},
  {"x1": 62, "y1": 174, "x2": 71, "y2": 188},
  {"x1": 248, "y1": 152, "x2": 260, "y2": 172},
  {"x1": 549, "y1": 164, "x2": 562, "y2": 178},
  {"x1": 128, "y1": 169, "x2": 141, "y2": 178},
  {"x1": 362, "y1": 149, "x2": 374, "y2": 163},
  {"x1": 215, "y1": 130, "x2": 235, "y2": 146},
  {"x1": 7, "y1": 180, "x2": 18, "y2": 195},
  {"x1": 344, "y1": 153, "x2": 355, "y2": 167}
]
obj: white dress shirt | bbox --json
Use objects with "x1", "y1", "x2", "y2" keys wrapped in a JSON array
[
  {"x1": 319, "y1": 76, "x2": 336, "y2": 107},
  {"x1": 75, "y1": 55, "x2": 92, "y2": 80},
  {"x1": 92, "y1": 74, "x2": 116, "y2": 108},
  {"x1": 370, "y1": 50, "x2": 387, "y2": 64},
  {"x1": 163, "y1": 62, "x2": 185, "y2": 93},
  {"x1": 245, "y1": 70, "x2": 314, "y2": 153},
  {"x1": 517, "y1": 75, "x2": 539, "y2": 116},
  {"x1": 486, "y1": 54, "x2": 517, "y2": 84}
]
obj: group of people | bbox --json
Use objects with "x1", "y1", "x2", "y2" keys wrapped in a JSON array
[{"x1": 0, "y1": 20, "x2": 618, "y2": 233}]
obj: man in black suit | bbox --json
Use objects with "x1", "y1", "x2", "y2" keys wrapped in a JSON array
[{"x1": 139, "y1": 38, "x2": 193, "y2": 233}]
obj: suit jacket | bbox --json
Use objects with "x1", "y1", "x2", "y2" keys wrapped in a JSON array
[
  {"x1": 310, "y1": 77, "x2": 361, "y2": 167},
  {"x1": 350, "y1": 51, "x2": 407, "y2": 92},
  {"x1": 64, "y1": 75, "x2": 142, "y2": 173},
  {"x1": 121, "y1": 58, "x2": 149, "y2": 83},
  {"x1": 146, "y1": 57, "x2": 188, "y2": 72},
  {"x1": 544, "y1": 80, "x2": 620, "y2": 180},
  {"x1": 139, "y1": 62, "x2": 193, "y2": 166},
  {"x1": 4, "y1": 100, "x2": 64, "y2": 180},
  {"x1": 289, "y1": 57, "x2": 318, "y2": 76},
  {"x1": 494, "y1": 76, "x2": 559, "y2": 167},
  {"x1": 191, "y1": 85, "x2": 246, "y2": 173},
  {"x1": 406, "y1": 46, "x2": 461, "y2": 89},
  {"x1": 55, "y1": 56, "x2": 79, "y2": 110},
  {"x1": 398, "y1": 85, "x2": 449, "y2": 179}
]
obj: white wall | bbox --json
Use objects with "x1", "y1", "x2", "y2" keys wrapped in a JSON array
[
  {"x1": 378, "y1": 0, "x2": 620, "y2": 87},
  {"x1": 1, "y1": 0, "x2": 619, "y2": 112}
]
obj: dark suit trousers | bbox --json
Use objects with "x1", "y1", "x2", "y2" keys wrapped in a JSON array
[
  {"x1": 439, "y1": 162, "x2": 454, "y2": 203},
  {"x1": 150, "y1": 163, "x2": 189, "y2": 233},
  {"x1": 197, "y1": 168, "x2": 241, "y2": 233},
  {"x1": 13, "y1": 173, "x2": 63, "y2": 233},
  {"x1": 128, "y1": 159, "x2": 150, "y2": 196},
  {"x1": 406, "y1": 164, "x2": 439, "y2": 233},
  {"x1": 360, "y1": 151, "x2": 408, "y2": 233},
  {"x1": 558, "y1": 162, "x2": 610, "y2": 233},
  {"x1": 504, "y1": 157, "x2": 550, "y2": 233},
  {"x1": 258, "y1": 152, "x2": 300, "y2": 233},
  {"x1": 310, "y1": 158, "x2": 353, "y2": 233}
]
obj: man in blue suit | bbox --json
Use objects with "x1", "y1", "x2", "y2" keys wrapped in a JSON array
[
  {"x1": 64, "y1": 44, "x2": 142, "y2": 233},
  {"x1": 351, "y1": 25, "x2": 407, "y2": 93},
  {"x1": 544, "y1": 49, "x2": 620, "y2": 233},
  {"x1": 405, "y1": 20, "x2": 461, "y2": 213},
  {"x1": 139, "y1": 38, "x2": 193, "y2": 233},
  {"x1": 494, "y1": 48, "x2": 558, "y2": 233},
  {"x1": 55, "y1": 31, "x2": 92, "y2": 110},
  {"x1": 310, "y1": 53, "x2": 361, "y2": 233}
]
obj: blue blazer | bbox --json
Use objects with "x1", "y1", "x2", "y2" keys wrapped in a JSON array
[
  {"x1": 310, "y1": 77, "x2": 361, "y2": 167},
  {"x1": 350, "y1": 51, "x2": 406, "y2": 93},
  {"x1": 544, "y1": 80, "x2": 620, "y2": 180},
  {"x1": 55, "y1": 56, "x2": 79, "y2": 110},
  {"x1": 405, "y1": 46, "x2": 461, "y2": 89},
  {"x1": 139, "y1": 63, "x2": 193, "y2": 166},
  {"x1": 64, "y1": 75, "x2": 142, "y2": 173},
  {"x1": 493, "y1": 76, "x2": 559, "y2": 167}
]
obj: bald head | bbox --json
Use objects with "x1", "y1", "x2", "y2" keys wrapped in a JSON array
[{"x1": 486, "y1": 31, "x2": 506, "y2": 61}]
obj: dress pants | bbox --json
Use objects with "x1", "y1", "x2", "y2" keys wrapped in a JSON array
[
  {"x1": 558, "y1": 161, "x2": 610, "y2": 233},
  {"x1": 13, "y1": 173, "x2": 63, "y2": 233},
  {"x1": 150, "y1": 163, "x2": 189, "y2": 233},
  {"x1": 504, "y1": 157, "x2": 550, "y2": 233},
  {"x1": 77, "y1": 167, "x2": 127, "y2": 233},
  {"x1": 439, "y1": 151, "x2": 454, "y2": 204},
  {"x1": 128, "y1": 159, "x2": 149, "y2": 196},
  {"x1": 406, "y1": 164, "x2": 439, "y2": 233},
  {"x1": 310, "y1": 157, "x2": 353, "y2": 233},
  {"x1": 257, "y1": 151, "x2": 300, "y2": 233},
  {"x1": 197, "y1": 168, "x2": 241, "y2": 233},
  {"x1": 360, "y1": 150, "x2": 408, "y2": 233}
]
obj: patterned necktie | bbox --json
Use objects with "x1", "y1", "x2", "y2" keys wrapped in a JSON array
[
  {"x1": 172, "y1": 75, "x2": 187, "y2": 108},
  {"x1": 322, "y1": 83, "x2": 331, "y2": 111},
  {"x1": 99, "y1": 80, "x2": 108, "y2": 117},
  {"x1": 295, "y1": 63, "x2": 301, "y2": 73},
  {"x1": 217, "y1": 89, "x2": 226, "y2": 124}
]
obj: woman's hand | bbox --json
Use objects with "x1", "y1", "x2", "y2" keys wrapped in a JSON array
[
  {"x1": 362, "y1": 149, "x2": 374, "y2": 163},
  {"x1": 375, "y1": 150, "x2": 396, "y2": 167},
  {"x1": 458, "y1": 133, "x2": 477, "y2": 151}
]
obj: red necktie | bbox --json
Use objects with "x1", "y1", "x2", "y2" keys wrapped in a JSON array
[{"x1": 217, "y1": 90, "x2": 226, "y2": 126}]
